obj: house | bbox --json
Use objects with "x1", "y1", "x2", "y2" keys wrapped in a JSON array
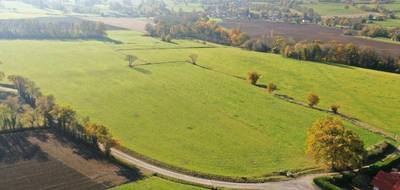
[{"x1": 372, "y1": 171, "x2": 400, "y2": 190}]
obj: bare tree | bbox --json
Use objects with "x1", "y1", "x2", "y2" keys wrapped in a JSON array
[{"x1": 125, "y1": 55, "x2": 138, "y2": 67}]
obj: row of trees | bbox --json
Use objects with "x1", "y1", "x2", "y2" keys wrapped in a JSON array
[
  {"x1": 243, "y1": 37, "x2": 400, "y2": 73},
  {"x1": 281, "y1": 41, "x2": 400, "y2": 73},
  {"x1": 321, "y1": 16, "x2": 399, "y2": 42},
  {"x1": 0, "y1": 19, "x2": 107, "y2": 39},
  {"x1": 0, "y1": 75, "x2": 116, "y2": 154},
  {"x1": 359, "y1": 25, "x2": 400, "y2": 41},
  {"x1": 145, "y1": 12, "x2": 249, "y2": 45},
  {"x1": 146, "y1": 13, "x2": 400, "y2": 73}
]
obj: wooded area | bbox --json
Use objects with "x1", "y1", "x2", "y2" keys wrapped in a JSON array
[{"x1": 0, "y1": 19, "x2": 107, "y2": 39}]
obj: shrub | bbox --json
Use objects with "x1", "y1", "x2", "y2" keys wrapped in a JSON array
[
  {"x1": 267, "y1": 83, "x2": 277, "y2": 93},
  {"x1": 313, "y1": 176, "x2": 342, "y2": 190},
  {"x1": 160, "y1": 33, "x2": 172, "y2": 42},
  {"x1": 366, "y1": 141, "x2": 396, "y2": 164},
  {"x1": 307, "y1": 93, "x2": 320, "y2": 107},
  {"x1": 125, "y1": 55, "x2": 137, "y2": 68},
  {"x1": 330, "y1": 104, "x2": 340, "y2": 114},
  {"x1": 165, "y1": 34, "x2": 172, "y2": 42},
  {"x1": 247, "y1": 71, "x2": 261, "y2": 85},
  {"x1": 188, "y1": 54, "x2": 198, "y2": 65},
  {"x1": 343, "y1": 29, "x2": 353, "y2": 36},
  {"x1": 351, "y1": 174, "x2": 370, "y2": 189}
]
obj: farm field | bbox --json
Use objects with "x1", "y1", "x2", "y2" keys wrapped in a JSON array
[
  {"x1": 0, "y1": 1, "x2": 61, "y2": 19},
  {"x1": 111, "y1": 177, "x2": 207, "y2": 190},
  {"x1": 82, "y1": 17, "x2": 150, "y2": 32},
  {"x1": 0, "y1": 30, "x2": 395, "y2": 177},
  {"x1": 164, "y1": 0, "x2": 203, "y2": 12},
  {"x1": 357, "y1": 36, "x2": 400, "y2": 45},
  {"x1": 302, "y1": 2, "x2": 366, "y2": 16},
  {"x1": 381, "y1": 0, "x2": 400, "y2": 12},
  {"x1": 374, "y1": 19, "x2": 400, "y2": 28},
  {"x1": 221, "y1": 20, "x2": 400, "y2": 57},
  {"x1": 0, "y1": 129, "x2": 137, "y2": 190}
]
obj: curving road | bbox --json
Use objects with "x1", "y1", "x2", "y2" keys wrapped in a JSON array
[{"x1": 111, "y1": 148, "x2": 326, "y2": 190}]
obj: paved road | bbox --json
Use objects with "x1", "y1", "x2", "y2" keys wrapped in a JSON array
[
  {"x1": 0, "y1": 86, "x2": 17, "y2": 93},
  {"x1": 111, "y1": 148, "x2": 325, "y2": 190}
]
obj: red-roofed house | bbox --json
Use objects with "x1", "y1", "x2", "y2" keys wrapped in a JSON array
[{"x1": 372, "y1": 171, "x2": 400, "y2": 190}]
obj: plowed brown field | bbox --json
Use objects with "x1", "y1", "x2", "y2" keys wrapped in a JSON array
[{"x1": 0, "y1": 129, "x2": 141, "y2": 190}]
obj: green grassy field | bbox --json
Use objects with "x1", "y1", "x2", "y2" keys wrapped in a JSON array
[
  {"x1": 0, "y1": 30, "x2": 394, "y2": 177},
  {"x1": 381, "y1": 0, "x2": 400, "y2": 12},
  {"x1": 114, "y1": 31, "x2": 400, "y2": 135},
  {"x1": 0, "y1": 1, "x2": 61, "y2": 19},
  {"x1": 302, "y1": 2, "x2": 366, "y2": 16},
  {"x1": 374, "y1": 19, "x2": 400, "y2": 28},
  {"x1": 357, "y1": 36, "x2": 400, "y2": 45},
  {"x1": 111, "y1": 177, "x2": 206, "y2": 190},
  {"x1": 163, "y1": 0, "x2": 203, "y2": 12}
]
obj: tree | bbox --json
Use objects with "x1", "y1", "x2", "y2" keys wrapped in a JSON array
[
  {"x1": 307, "y1": 117, "x2": 366, "y2": 171},
  {"x1": 50, "y1": 105, "x2": 77, "y2": 132},
  {"x1": 125, "y1": 55, "x2": 138, "y2": 67},
  {"x1": 7, "y1": 75, "x2": 42, "y2": 107},
  {"x1": 19, "y1": 104, "x2": 36, "y2": 128},
  {"x1": 331, "y1": 104, "x2": 340, "y2": 114},
  {"x1": 267, "y1": 83, "x2": 277, "y2": 93},
  {"x1": 0, "y1": 104, "x2": 17, "y2": 130},
  {"x1": 247, "y1": 71, "x2": 261, "y2": 85},
  {"x1": 229, "y1": 29, "x2": 249, "y2": 46},
  {"x1": 35, "y1": 95, "x2": 55, "y2": 127},
  {"x1": 307, "y1": 93, "x2": 320, "y2": 107},
  {"x1": 188, "y1": 54, "x2": 198, "y2": 65},
  {"x1": 0, "y1": 71, "x2": 4, "y2": 81},
  {"x1": 84, "y1": 122, "x2": 116, "y2": 155}
]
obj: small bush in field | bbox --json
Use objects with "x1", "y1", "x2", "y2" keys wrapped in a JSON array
[
  {"x1": 188, "y1": 54, "x2": 198, "y2": 65},
  {"x1": 247, "y1": 71, "x2": 261, "y2": 85},
  {"x1": 307, "y1": 93, "x2": 320, "y2": 107},
  {"x1": 331, "y1": 104, "x2": 340, "y2": 114},
  {"x1": 267, "y1": 83, "x2": 277, "y2": 93}
]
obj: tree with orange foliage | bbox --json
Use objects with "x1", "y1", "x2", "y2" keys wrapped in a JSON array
[{"x1": 307, "y1": 117, "x2": 366, "y2": 171}]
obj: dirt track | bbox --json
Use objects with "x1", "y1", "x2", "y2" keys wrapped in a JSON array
[{"x1": 221, "y1": 20, "x2": 400, "y2": 57}]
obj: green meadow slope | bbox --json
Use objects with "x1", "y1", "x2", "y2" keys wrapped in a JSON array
[
  {"x1": 0, "y1": 31, "x2": 394, "y2": 177},
  {"x1": 113, "y1": 31, "x2": 400, "y2": 135},
  {"x1": 0, "y1": 1, "x2": 61, "y2": 19},
  {"x1": 111, "y1": 177, "x2": 206, "y2": 190}
]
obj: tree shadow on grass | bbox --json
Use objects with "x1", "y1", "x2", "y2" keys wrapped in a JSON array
[
  {"x1": 255, "y1": 84, "x2": 267, "y2": 89},
  {"x1": 133, "y1": 67, "x2": 152, "y2": 75},
  {"x1": 322, "y1": 62, "x2": 355, "y2": 70}
]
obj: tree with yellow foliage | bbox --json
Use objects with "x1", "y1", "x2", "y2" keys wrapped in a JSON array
[
  {"x1": 307, "y1": 117, "x2": 366, "y2": 171},
  {"x1": 229, "y1": 29, "x2": 250, "y2": 46},
  {"x1": 85, "y1": 122, "x2": 116, "y2": 155}
]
